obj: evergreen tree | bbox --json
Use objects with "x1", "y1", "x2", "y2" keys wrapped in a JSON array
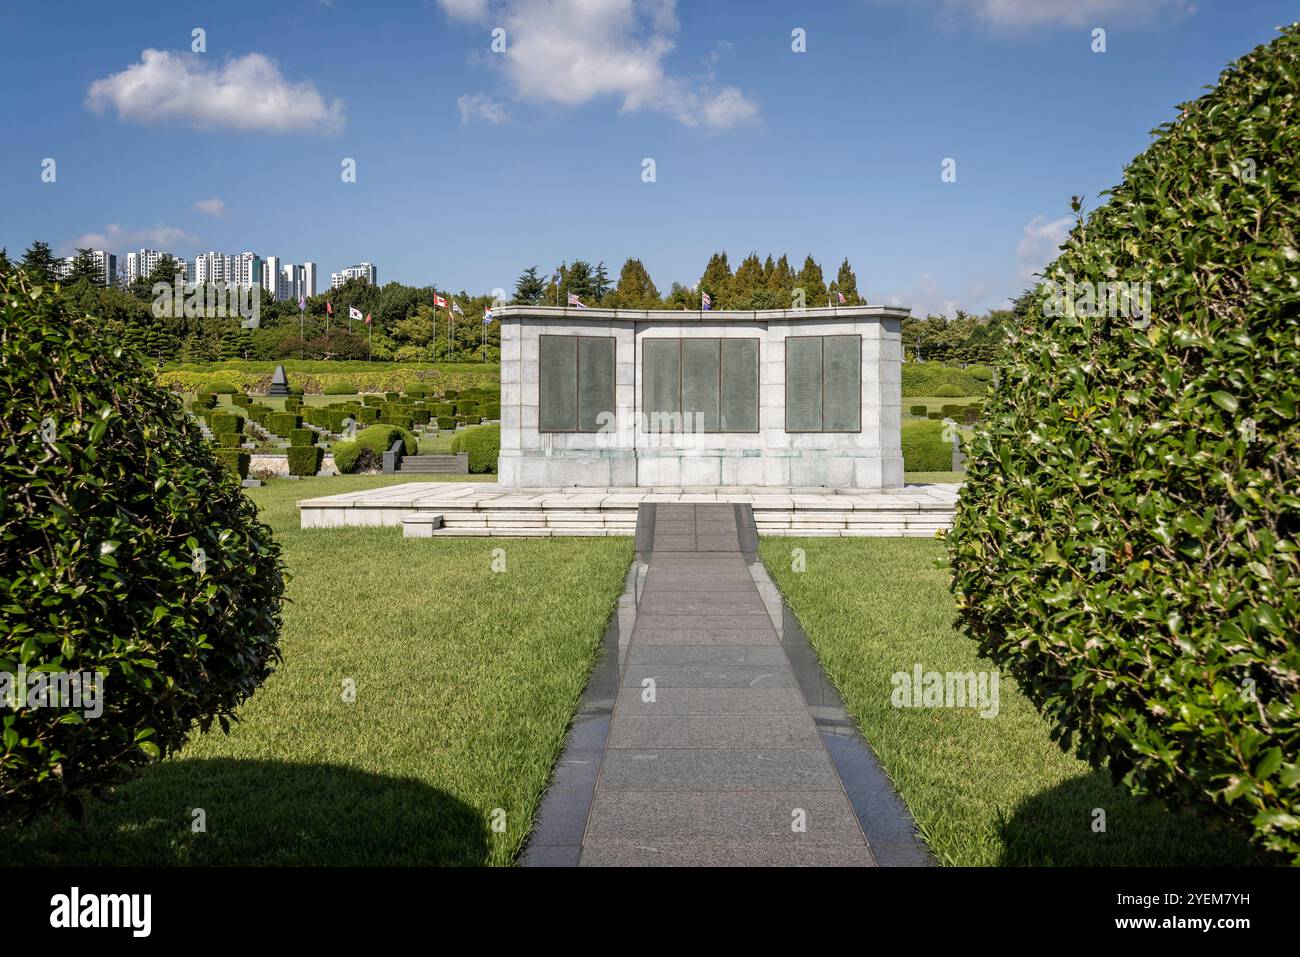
[
  {"x1": 66, "y1": 248, "x2": 102, "y2": 286},
  {"x1": 731, "y1": 252, "x2": 765, "y2": 308},
  {"x1": 593, "y1": 261, "x2": 613, "y2": 303},
  {"x1": 610, "y1": 258, "x2": 661, "y2": 309},
  {"x1": 767, "y1": 254, "x2": 795, "y2": 306},
  {"x1": 21, "y1": 241, "x2": 56, "y2": 284},
  {"x1": 796, "y1": 255, "x2": 827, "y2": 307},
  {"x1": 512, "y1": 265, "x2": 546, "y2": 305},
  {"x1": 761, "y1": 254, "x2": 775, "y2": 287},
  {"x1": 664, "y1": 282, "x2": 695, "y2": 310},
  {"x1": 562, "y1": 260, "x2": 596, "y2": 304},
  {"x1": 698, "y1": 251, "x2": 733, "y2": 308},
  {"x1": 833, "y1": 258, "x2": 863, "y2": 305}
]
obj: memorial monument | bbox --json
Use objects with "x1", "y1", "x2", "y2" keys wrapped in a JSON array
[
  {"x1": 495, "y1": 304, "x2": 907, "y2": 488},
  {"x1": 268, "y1": 363, "x2": 291, "y2": 397}
]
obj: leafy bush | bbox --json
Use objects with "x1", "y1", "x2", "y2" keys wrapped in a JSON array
[
  {"x1": 323, "y1": 381, "x2": 356, "y2": 395},
  {"x1": 411, "y1": 408, "x2": 431, "y2": 426},
  {"x1": 363, "y1": 394, "x2": 386, "y2": 407},
  {"x1": 450, "y1": 425, "x2": 500, "y2": 474},
  {"x1": 0, "y1": 270, "x2": 290, "y2": 822},
  {"x1": 901, "y1": 361, "x2": 983, "y2": 398},
  {"x1": 208, "y1": 381, "x2": 238, "y2": 395},
  {"x1": 193, "y1": 392, "x2": 216, "y2": 410},
  {"x1": 436, "y1": 416, "x2": 454, "y2": 431},
  {"x1": 212, "y1": 448, "x2": 251, "y2": 479},
  {"x1": 380, "y1": 411, "x2": 413, "y2": 430},
  {"x1": 209, "y1": 412, "x2": 244, "y2": 435},
  {"x1": 330, "y1": 424, "x2": 418, "y2": 474},
  {"x1": 966, "y1": 364, "x2": 994, "y2": 381},
  {"x1": 941, "y1": 404, "x2": 966, "y2": 419},
  {"x1": 289, "y1": 429, "x2": 314, "y2": 447},
  {"x1": 385, "y1": 392, "x2": 400, "y2": 401},
  {"x1": 266, "y1": 412, "x2": 300, "y2": 436},
  {"x1": 948, "y1": 25, "x2": 1300, "y2": 861},
  {"x1": 217, "y1": 432, "x2": 243, "y2": 449},
  {"x1": 231, "y1": 393, "x2": 251, "y2": 408},
  {"x1": 284, "y1": 396, "x2": 303, "y2": 411},
  {"x1": 900, "y1": 420, "x2": 951, "y2": 472},
  {"x1": 932, "y1": 384, "x2": 964, "y2": 398},
  {"x1": 926, "y1": 410, "x2": 942, "y2": 420},
  {"x1": 404, "y1": 384, "x2": 429, "y2": 397},
  {"x1": 357, "y1": 406, "x2": 379, "y2": 425},
  {"x1": 286, "y1": 445, "x2": 323, "y2": 477},
  {"x1": 909, "y1": 404, "x2": 928, "y2": 416},
  {"x1": 961, "y1": 402, "x2": 983, "y2": 425}
]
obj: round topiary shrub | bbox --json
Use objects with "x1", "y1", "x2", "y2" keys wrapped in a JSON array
[
  {"x1": 909, "y1": 404, "x2": 928, "y2": 416},
  {"x1": 948, "y1": 26, "x2": 1300, "y2": 861},
  {"x1": 965, "y1": 364, "x2": 994, "y2": 382},
  {"x1": 208, "y1": 381, "x2": 238, "y2": 395},
  {"x1": 932, "y1": 383, "x2": 963, "y2": 398},
  {"x1": 453, "y1": 425, "x2": 500, "y2": 474},
  {"x1": 0, "y1": 269, "x2": 285, "y2": 822}
]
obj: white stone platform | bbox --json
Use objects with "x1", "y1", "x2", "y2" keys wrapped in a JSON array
[{"x1": 297, "y1": 482, "x2": 960, "y2": 538}]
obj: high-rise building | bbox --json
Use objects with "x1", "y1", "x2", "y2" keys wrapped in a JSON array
[
  {"x1": 53, "y1": 250, "x2": 116, "y2": 285},
  {"x1": 126, "y1": 248, "x2": 185, "y2": 284},
  {"x1": 195, "y1": 251, "x2": 262, "y2": 289},
  {"x1": 331, "y1": 262, "x2": 377, "y2": 288},
  {"x1": 302, "y1": 261, "x2": 317, "y2": 298}
]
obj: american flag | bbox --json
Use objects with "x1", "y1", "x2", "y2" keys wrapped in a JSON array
[
  {"x1": 567, "y1": 292, "x2": 586, "y2": 309},
  {"x1": 701, "y1": 291, "x2": 712, "y2": 311},
  {"x1": 836, "y1": 291, "x2": 846, "y2": 305}
]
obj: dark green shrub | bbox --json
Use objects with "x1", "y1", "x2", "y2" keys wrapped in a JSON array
[
  {"x1": 231, "y1": 393, "x2": 251, "y2": 408},
  {"x1": 0, "y1": 270, "x2": 288, "y2": 822},
  {"x1": 941, "y1": 404, "x2": 965, "y2": 419},
  {"x1": 909, "y1": 404, "x2": 928, "y2": 416},
  {"x1": 483, "y1": 402, "x2": 501, "y2": 420},
  {"x1": 363, "y1": 394, "x2": 385, "y2": 407},
  {"x1": 901, "y1": 361, "x2": 982, "y2": 398},
  {"x1": 949, "y1": 25, "x2": 1300, "y2": 861},
  {"x1": 209, "y1": 412, "x2": 244, "y2": 435},
  {"x1": 213, "y1": 449, "x2": 251, "y2": 478},
  {"x1": 357, "y1": 406, "x2": 379, "y2": 425},
  {"x1": 385, "y1": 392, "x2": 400, "y2": 401},
  {"x1": 932, "y1": 384, "x2": 963, "y2": 398},
  {"x1": 194, "y1": 391, "x2": 216, "y2": 410},
  {"x1": 217, "y1": 432, "x2": 243, "y2": 448},
  {"x1": 961, "y1": 403, "x2": 983, "y2": 425},
  {"x1": 330, "y1": 424, "x2": 418, "y2": 474},
  {"x1": 284, "y1": 396, "x2": 303, "y2": 411},
  {"x1": 289, "y1": 429, "x2": 314, "y2": 447},
  {"x1": 380, "y1": 411, "x2": 413, "y2": 430},
  {"x1": 324, "y1": 381, "x2": 356, "y2": 395},
  {"x1": 411, "y1": 408, "x2": 430, "y2": 426},
  {"x1": 900, "y1": 420, "x2": 951, "y2": 472},
  {"x1": 966, "y1": 364, "x2": 994, "y2": 382},
  {"x1": 436, "y1": 416, "x2": 454, "y2": 431},
  {"x1": 926, "y1": 410, "x2": 942, "y2": 420},
  {"x1": 209, "y1": 381, "x2": 238, "y2": 395},
  {"x1": 286, "y1": 445, "x2": 323, "y2": 477},
  {"x1": 404, "y1": 384, "x2": 429, "y2": 397},
  {"x1": 266, "y1": 412, "x2": 300, "y2": 436},
  {"x1": 443, "y1": 389, "x2": 459, "y2": 399},
  {"x1": 451, "y1": 425, "x2": 500, "y2": 474}
]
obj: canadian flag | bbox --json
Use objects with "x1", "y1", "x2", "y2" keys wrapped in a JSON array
[
  {"x1": 434, "y1": 294, "x2": 448, "y2": 308},
  {"x1": 348, "y1": 306, "x2": 363, "y2": 321}
]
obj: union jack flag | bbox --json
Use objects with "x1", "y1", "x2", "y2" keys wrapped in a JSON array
[
  {"x1": 701, "y1": 291, "x2": 712, "y2": 310},
  {"x1": 567, "y1": 292, "x2": 586, "y2": 309}
]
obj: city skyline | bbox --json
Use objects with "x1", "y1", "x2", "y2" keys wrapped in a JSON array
[{"x1": 1, "y1": 1, "x2": 1295, "y2": 315}]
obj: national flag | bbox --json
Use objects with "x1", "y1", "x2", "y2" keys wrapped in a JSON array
[
  {"x1": 326, "y1": 301, "x2": 333, "y2": 316},
  {"x1": 452, "y1": 299, "x2": 464, "y2": 315},
  {"x1": 364, "y1": 312, "x2": 372, "y2": 326},
  {"x1": 298, "y1": 295, "x2": 306, "y2": 311},
  {"x1": 348, "y1": 306, "x2": 363, "y2": 321},
  {"x1": 483, "y1": 308, "x2": 493, "y2": 323},
  {"x1": 701, "y1": 291, "x2": 712, "y2": 311},
  {"x1": 836, "y1": 291, "x2": 847, "y2": 305},
  {"x1": 567, "y1": 292, "x2": 586, "y2": 309},
  {"x1": 434, "y1": 293, "x2": 448, "y2": 308}
]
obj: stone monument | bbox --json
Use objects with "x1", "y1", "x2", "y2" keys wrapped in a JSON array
[
  {"x1": 494, "y1": 304, "x2": 907, "y2": 488},
  {"x1": 268, "y1": 363, "x2": 291, "y2": 397}
]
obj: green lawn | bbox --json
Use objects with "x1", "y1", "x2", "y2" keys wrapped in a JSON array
[
  {"x1": 759, "y1": 537, "x2": 1262, "y2": 866},
  {"x1": 1, "y1": 475, "x2": 630, "y2": 866},
  {"x1": 904, "y1": 471, "x2": 965, "y2": 484}
]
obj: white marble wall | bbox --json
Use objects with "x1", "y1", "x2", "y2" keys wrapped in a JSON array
[{"x1": 497, "y1": 306, "x2": 906, "y2": 488}]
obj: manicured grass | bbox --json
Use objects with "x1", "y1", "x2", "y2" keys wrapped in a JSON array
[
  {"x1": 759, "y1": 537, "x2": 1262, "y2": 866},
  {"x1": 904, "y1": 471, "x2": 965, "y2": 484},
  {"x1": 164, "y1": 359, "x2": 500, "y2": 375},
  {"x1": 1, "y1": 475, "x2": 630, "y2": 866}
]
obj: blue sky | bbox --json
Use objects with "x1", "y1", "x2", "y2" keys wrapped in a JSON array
[{"x1": 1, "y1": 0, "x2": 1293, "y2": 315}]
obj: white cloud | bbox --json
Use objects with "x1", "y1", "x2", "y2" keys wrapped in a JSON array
[
  {"x1": 1016, "y1": 214, "x2": 1073, "y2": 280},
  {"x1": 882, "y1": 272, "x2": 1010, "y2": 319},
  {"x1": 61, "y1": 224, "x2": 199, "y2": 257},
  {"x1": 458, "y1": 92, "x2": 510, "y2": 124},
  {"x1": 941, "y1": 0, "x2": 1195, "y2": 30},
  {"x1": 194, "y1": 197, "x2": 227, "y2": 218},
  {"x1": 437, "y1": 0, "x2": 759, "y2": 129},
  {"x1": 86, "y1": 49, "x2": 345, "y2": 133}
]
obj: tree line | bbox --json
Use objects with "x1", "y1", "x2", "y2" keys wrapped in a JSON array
[{"x1": 2, "y1": 241, "x2": 1021, "y2": 367}]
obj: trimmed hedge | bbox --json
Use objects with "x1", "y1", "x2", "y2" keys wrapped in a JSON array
[
  {"x1": 932, "y1": 384, "x2": 964, "y2": 398},
  {"x1": 966, "y1": 364, "x2": 994, "y2": 382},
  {"x1": 231, "y1": 393, "x2": 251, "y2": 408},
  {"x1": 331, "y1": 424, "x2": 419, "y2": 474},
  {"x1": 949, "y1": 25, "x2": 1300, "y2": 862},
  {"x1": 217, "y1": 432, "x2": 243, "y2": 449},
  {"x1": 900, "y1": 419, "x2": 951, "y2": 472},
  {"x1": 909, "y1": 404, "x2": 927, "y2": 416},
  {"x1": 208, "y1": 381, "x2": 238, "y2": 394},
  {"x1": 193, "y1": 391, "x2": 216, "y2": 410},
  {"x1": 436, "y1": 416, "x2": 454, "y2": 431},
  {"x1": 901, "y1": 361, "x2": 984, "y2": 398},
  {"x1": 357, "y1": 406, "x2": 379, "y2": 425},
  {"x1": 289, "y1": 429, "x2": 314, "y2": 447},
  {"x1": 213, "y1": 449, "x2": 251, "y2": 479},
  {"x1": 284, "y1": 396, "x2": 303, "y2": 411},
  {"x1": 209, "y1": 412, "x2": 244, "y2": 435},
  {"x1": 450, "y1": 425, "x2": 500, "y2": 474},
  {"x1": 286, "y1": 445, "x2": 324, "y2": 477},
  {"x1": 265, "y1": 412, "x2": 301, "y2": 436},
  {"x1": 926, "y1": 410, "x2": 943, "y2": 420},
  {"x1": 410, "y1": 408, "x2": 430, "y2": 426}
]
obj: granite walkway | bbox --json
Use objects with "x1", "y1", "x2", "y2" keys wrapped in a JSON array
[{"x1": 579, "y1": 503, "x2": 876, "y2": 865}]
